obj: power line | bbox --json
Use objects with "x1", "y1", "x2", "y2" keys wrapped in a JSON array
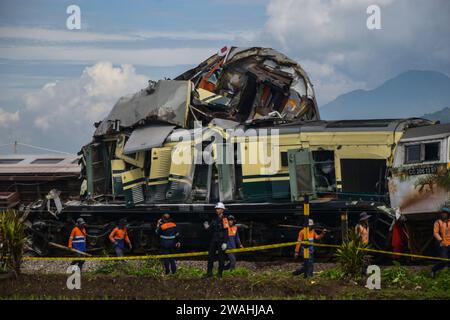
[{"x1": 0, "y1": 141, "x2": 75, "y2": 155}]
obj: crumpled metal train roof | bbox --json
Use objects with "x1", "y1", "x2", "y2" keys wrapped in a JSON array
[{"x1": 93, "y1": 46, "x2": 320, "y2": 138}]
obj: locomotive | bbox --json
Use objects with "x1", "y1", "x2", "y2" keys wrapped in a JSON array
[{"x1": 19, "y1": 47, "x2": 449, "y2": 257}]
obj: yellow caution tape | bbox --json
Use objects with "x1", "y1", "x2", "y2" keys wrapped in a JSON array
[{"x1": 23, "y1": 241, "x2": 450, "y2": 262}]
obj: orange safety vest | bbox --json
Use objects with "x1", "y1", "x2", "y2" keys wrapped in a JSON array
[
  {"x1": 161, "y1": 222, "x2": 176, "y2": 230},
  {"x1": 222, "y1": 217, "x2": 229, "y2": 229},
  {"x1": 68, "y1": 226, "x2": 87, "y2": 249},
  {"x1": 434, "y1": 219, "x2": 450, "y2": 246},
  {"x1": 295, "y1": 229, "x2": 322, "y2": 254},
  {"x1": 356, "y1": 224, "x2": 369, "y2": 245},
  {"x1": 109, "y1": 227, "x2": 131, "y2": 244},
  {"x1": 228, "y1": 225, "x2": 238, "y2": 237}
]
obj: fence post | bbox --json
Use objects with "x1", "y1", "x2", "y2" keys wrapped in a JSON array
[{"x1": 341, "y1": 210, "x2": 348, "y2": 242}]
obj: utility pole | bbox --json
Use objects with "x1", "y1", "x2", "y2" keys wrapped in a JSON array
[
  {"x1": 341, "y1": 210, "x2": 349, "y2": 242},
  {"x1": 303, "y1": 194, "x2": 310, "y2": 260},
  {"x1": 13, "y1": 140, "x2": 17, "y2": 154}
]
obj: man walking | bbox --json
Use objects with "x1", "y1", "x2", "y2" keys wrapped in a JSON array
[
  {"x1": 431, "y1": 206, "x2": 450, "y2": 277},
  {"x1": 224, "y1": 215, "x2": 243, "y2": 271},
  {"x1": 109, "y1": 219, "x2": 132, "y2": 257},
  {"x1": 155, "y1": 213, "x2": 180, "y2": 275},
  {"x1": 68, "y1": 218, "x2": 88, "y2": 271},
  {"x1": 293, "y1": 219, "x2": 327, "y2": 278},
  {"x1": 204, "y1": 202, "x2": 229, "y2": 278}
]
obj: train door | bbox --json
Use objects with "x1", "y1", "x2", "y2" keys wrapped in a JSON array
[
  {"x1": 215, "y1": 142, "x2": 236, "y2": 202},
  {"x1": 340, "y1": 159, "x2": 386, "y2": 199},
  {"x1": 287, "y1": 149, "x2": 315, "y2": 202}
]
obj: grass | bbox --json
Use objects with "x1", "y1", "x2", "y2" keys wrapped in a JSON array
[
  {"x1": 319, "y1": 262, "x2": 450, "y2": 299},
  {"x1": 6, "y1": 256, "x2": 450, "y2": 300}
]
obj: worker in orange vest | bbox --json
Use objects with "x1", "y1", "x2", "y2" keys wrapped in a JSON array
[
  {"x1": 431, "y1": 206, "x2": 450, "y2": 278},
  {"x1": 155, "y1": 214, "x2": 181, "y2": 275},
  {"x1": 293, "y1": 219, "x2": 327, "y2": 278},
  {"x1": 224, "y1": 215, "x2": 243, "y2": 271},
  {"x1": 68, "y1": 218, "x2": 88, "y2": 270},
  {"x1": 356, "y1": 212, "x2": 371, "y2": 245},
  {"x1": 109, "y1": 219, "x2": 132, "y2": 257}
]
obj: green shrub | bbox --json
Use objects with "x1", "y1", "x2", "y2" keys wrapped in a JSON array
[
  {"x1": 335, "y1": 229, "x2": 369, "y2": 279},
  {"x1": 0, "y1": 209, "x2": 27, "y2": 276}
]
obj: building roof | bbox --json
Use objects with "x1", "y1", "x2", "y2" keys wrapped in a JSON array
[{"x1": 0, "y1": 154, "x2": 80, "y2": 175}]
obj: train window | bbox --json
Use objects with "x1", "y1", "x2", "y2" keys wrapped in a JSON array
[
  {"x1": 405, "y1": 142, "x2": 440, "y2": 164},
  {"x1": 405, "y1": 144, "x2": 421, "y2": 164},
  {"x1": 280, "y1": 152, "x2": 289, "y2": 167},
  {"x1": 424, "y1": 142, "x2": 440, "y2": 162},
  {"x1": 312, "y1": 151, "x2": 336, "y2": 192}
]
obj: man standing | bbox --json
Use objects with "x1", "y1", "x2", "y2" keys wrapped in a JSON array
[
  {"x1": 155, "y1": 214, "x2": 180, "y2": 275},
  {"x1": 109, "y1": 219, "x2": 132, "y2": 257},
  {"x1": 204, "y1": 202, "x2": 229, "y2": 278},
  {"x1": 356, "y1": 212, "x2": 371, "y2": 245},
  {"x1": 224, "y1": 215, "x2": 243, "y2": 271},
  {"x1": 431, "y1": 206, "x2": 450, "y2": 278},
  {"x1": 293, "y1": 219, "x2": 327, "y2": 278},
  {"x1": 68, "y1": 218, "x2": 88, "y2": 271}
]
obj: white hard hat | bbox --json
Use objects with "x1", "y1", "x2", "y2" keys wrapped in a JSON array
[
  {"x1": 215, "y1": 202, "x2": 226, "y2": 210},
  {"x1": 308, "y1": 219, "x2": 314, "y2": 226}
]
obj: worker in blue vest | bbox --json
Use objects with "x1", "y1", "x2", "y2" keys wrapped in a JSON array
[
  {"x1": 155, "y1": 214, "x2": 180, "y2": 274},
  {"x1": 68, "y1": 218, "x2": 88, "y2": 271}
]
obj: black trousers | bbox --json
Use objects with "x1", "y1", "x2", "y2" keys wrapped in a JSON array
[
  {"x1": 207, "y1": 241, "x2": 226, "y2": 276},
  {"x1": 432, "y1": 245, "x2": 450, "y2": 273},
  {"x1": 161, "y1": 246, "x2": 177, "y2": 274}
]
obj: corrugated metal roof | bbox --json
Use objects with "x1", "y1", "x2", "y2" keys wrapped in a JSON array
[{"x1": 0, "y1": 154, "x2": 80, "y2": 175}]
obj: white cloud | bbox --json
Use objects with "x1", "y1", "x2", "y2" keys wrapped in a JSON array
[
  {"x1": 0, "y1": 108, "x2": 19, "y2": 127},
  {"x1": 23, "y1": 62, "x2": 148, "y2": 133},
  {"x1": 0, "y1": 46, "x2": 216, "y2": 67},
  {"x1": 0, "y1": 26, "x2": 256, "y2": 43},
  {"x1": 0, "y1": 27, "x2": 140, "y2": 42}
]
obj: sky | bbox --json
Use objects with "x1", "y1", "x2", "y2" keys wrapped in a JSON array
[{"x1": 0, "y1": 0, "x2": 449, "y2": 153}]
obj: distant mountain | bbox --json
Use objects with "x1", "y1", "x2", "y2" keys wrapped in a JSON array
[
  {"x1": 320, "y1": 70, "x2": 450, "y2": 120},
  {"x1": 422, "y1": 107, "x2": 450, "y2": 124}
]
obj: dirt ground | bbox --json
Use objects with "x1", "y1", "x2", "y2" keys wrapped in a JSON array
[
  {"x1": 1, "y1": 260, "x2": 448, "y2": 300},
  {"x1": 0, "y1": 273, "x2": 350, "y2": 300}
]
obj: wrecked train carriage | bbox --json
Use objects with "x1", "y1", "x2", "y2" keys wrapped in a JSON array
[
  {"x1": 52, "y1": 118, "x2": 438, "y2": 255},
  {"x1": 176, "y1": 46, "x2": 320, "y2": 124},
  {"x1": 93, "y1": 47, "x2": 320, "y2": 139},
  {"x1": 388, "y1": 123, "x2": 450, "y2": 254}
]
